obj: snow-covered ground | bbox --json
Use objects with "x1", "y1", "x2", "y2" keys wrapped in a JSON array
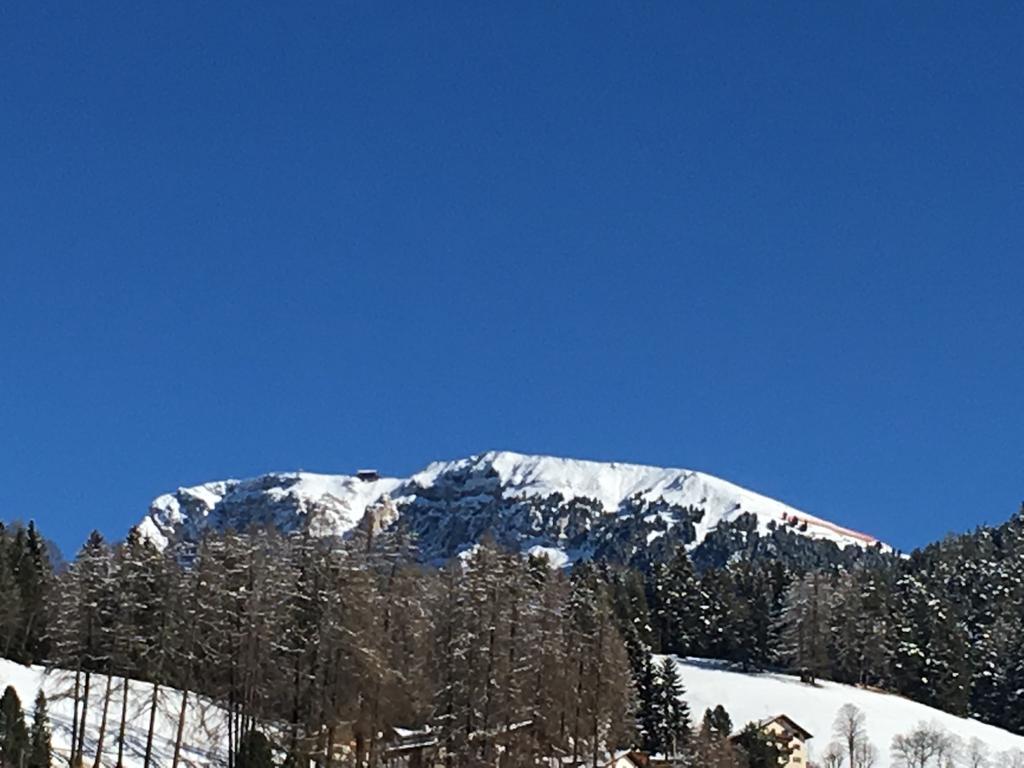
[
  {"x1": 671, "y1": 657, "x2": 1024, "y2": 766},
  {"x1": 3, "y1": 655, "x2": 1022, "y2": 766},
  {"x1": 0, "y1": 658, "x2": 229, "y2": 766}
]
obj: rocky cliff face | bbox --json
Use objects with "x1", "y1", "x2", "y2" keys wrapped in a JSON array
[{"x1": 139, "y1": 451, "x2": 889, "y2": 569}]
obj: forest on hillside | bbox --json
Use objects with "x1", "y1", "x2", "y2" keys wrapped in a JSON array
[{"x1": 0, "y1": 506, "x2": 1022, "y2": 766}]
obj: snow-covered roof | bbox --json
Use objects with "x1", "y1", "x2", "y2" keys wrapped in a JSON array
[{"x1": 756, "y1": 714, "x2": 813, "y2": 741}]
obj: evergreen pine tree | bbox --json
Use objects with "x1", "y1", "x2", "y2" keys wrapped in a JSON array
[
  {"x1": 235, "y1": 729, "x2": 274, "y2": 768},
  {"x1": 694, "y1": 706, "x2": 741, "y2": 768},
  {"x1": 646, "y1": 563, "x2": 671, "y2": 654},
  {"x1": 702, "y1": 706, "x2": 732, "y2": 738},
  {"x1": 694, "y1": 568, "x2": 737, "y2": 659},
  {"x1": 775, "y1": 572, "x2": 832, "y2": 683},
  {"x1": 0, "y1": 531, "x2": 23, "y2": 663},
  {"x1": 730, "y1": 563, "x2": 777, "y2": 670},
  {"x1": 891, "y1": 570, "x2": 971, "y2": 715},
  {"x1": 27, "y1": 690, "x2": 51, "y2": 768},
  {"x1": 1002, "y1": 632, "x2": 1024, "y2": 733},
  {"x1": 0, "y1": 686, "x2": 29, "y2": 768},
  {"x1": 830, "y1": 567, "x2": 894, "y2": 688},
  {"x1": 734, "y1": 721, "x2": 790, "y2": 768},
  {"x1": 18, "y1": 522, "x2": 53, "y2": 664},
  {"x1": 660, "y1": 549, "x2": 700, "y2": 656},
  {"x1": 656, "y1": 657, "x2": 691, "y2": 759},
  {"x1": 611, "y1": 569, "x2": 654, "y2": 652},
  {"x1": 632, "y1": 650, "x2": 660, "y2": 754}
]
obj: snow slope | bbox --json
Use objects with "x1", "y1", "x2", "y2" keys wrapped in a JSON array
[
  {"x1": 4, "y1": 655, "x2": 1022, "y2": 767},
  {"x1": 0, "y1": 658, "x2": 229, "y2": 766},
  {"x1": 141, "y1": 451, "x2": 885, "y2": 563},
  {"x1": 141, "y1": 471, "x2": 404, "y2": 550},
  {"x1": 671, "y1": 657, "x2": 1024, "y2": 766},
  {"x1": 412, "y1": 452, "x2": 881, "y2": 549}
]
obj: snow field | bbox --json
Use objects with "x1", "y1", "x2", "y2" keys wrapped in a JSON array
[{"x1": 671, "y1": 657, "x2": 1024, "y2": 767}]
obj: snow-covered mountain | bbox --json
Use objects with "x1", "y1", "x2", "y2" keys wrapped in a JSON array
[{"x1": 139, "y1": 451, "x2": 888, "y2": 568}]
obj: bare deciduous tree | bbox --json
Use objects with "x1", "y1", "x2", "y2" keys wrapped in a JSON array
[
  {"x1": 821, "y1": 740, "x2": 844, "y2": 768},
  {"x1": 891, "y1": 723, "x2": 942, "y2": 768},
  {"x1": 965, "y1": 737, "x2": 990, "y2": 768},
  {"x1": 853, "y1": 739, "x2": 878, "y2": 768},
  {"x1": 832, "y1": 703, "x2": 867, "y2": 767},
  {"x1": 933, "y1": 729, "x2": 960, "y2": 768}
]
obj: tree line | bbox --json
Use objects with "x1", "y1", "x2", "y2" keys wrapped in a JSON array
[
  {"x1": 0, "y1": 506, "x2": 1022, "y2": 763},
  {"x1": 33, "y1": 524, "x2": 639, "y2": 767},
  {"x1": 611, "y1": 506, "x2": 1024, "y2": 735},
  {"x1": 0, "y1": 521, "x2": 811, "y2": 767}
]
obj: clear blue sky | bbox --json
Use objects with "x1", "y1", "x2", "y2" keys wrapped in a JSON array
[{"x1": 2, "y1": 2, "x2": 1022, "y2": 556}]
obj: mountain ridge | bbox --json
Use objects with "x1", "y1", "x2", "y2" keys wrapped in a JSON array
[{"x1": 139, "y1": 450, "x2": 888, "y2": 568}]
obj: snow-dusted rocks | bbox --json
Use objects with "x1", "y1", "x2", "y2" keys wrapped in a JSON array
[
  {"x1": 142, "y1": 472, "x2": 404, "y2": 550},
  {"x1": 140, "y1": 451, "x2": 887, "y2": 568}
]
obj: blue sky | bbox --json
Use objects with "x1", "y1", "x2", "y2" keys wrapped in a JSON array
[{"x1": 1, "y1": 2, "x2": 1022, "y2": 555}]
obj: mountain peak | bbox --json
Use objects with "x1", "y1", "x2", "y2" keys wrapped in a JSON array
[{"x1": 140, "y1": 451, "x2": 886, "y2": 567}]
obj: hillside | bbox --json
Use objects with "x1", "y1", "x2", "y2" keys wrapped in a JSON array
[
  {"x1": 0, "y1": 658, "x2": 229, "y2": 766},
  {"x1": 4, "y1": 655, "x2": 1023, "y2": 767},
  {"x1": 672, "y1": 657, "x2": 1024, "y2": 766},
  {"x1": 140, "y1": 450, "x2": 888, "y2": 568}
]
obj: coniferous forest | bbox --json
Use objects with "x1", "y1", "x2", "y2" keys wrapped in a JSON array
[{"x1": 0, "y1": 506, "x2": 1023, "y2": 766}]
